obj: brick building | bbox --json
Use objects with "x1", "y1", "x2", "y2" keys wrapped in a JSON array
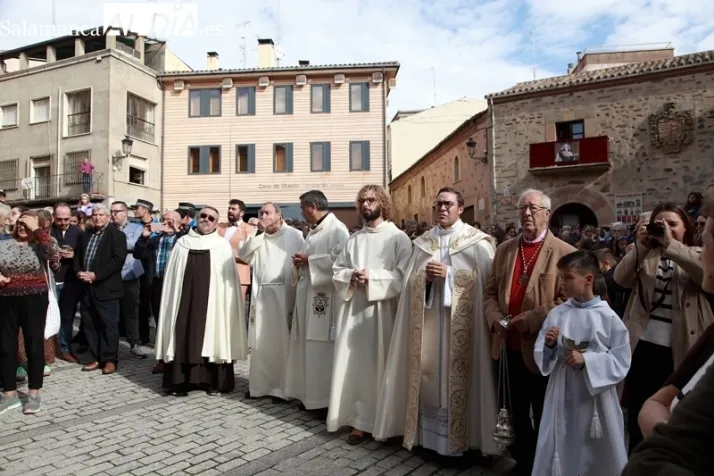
[
  {"x1": 390, "y1": 110, "x2": 491, "y2": 226},
  {"x1": 486, "y1": 48, "x2": 714, "y2": 228}
]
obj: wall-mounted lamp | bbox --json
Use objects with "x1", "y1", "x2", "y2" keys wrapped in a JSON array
[
  {"x1": 112, "y1": 136, "x2": 133, "y2": 170},
  {"x1": 466, "y1": 137, "x2": 487, "y2": 164}
]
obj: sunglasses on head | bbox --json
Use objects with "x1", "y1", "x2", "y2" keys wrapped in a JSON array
[{"x1": 200, "y1": 213, "x2": 216, "y2": 222}]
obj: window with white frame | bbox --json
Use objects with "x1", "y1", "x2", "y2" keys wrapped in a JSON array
[
  {"x1": 0, "y1": 103, "x2": 18, "y2": 128},
  {"x1": 65, "y1": 89, "x2": 91, "y2": 136},
  {"x1": 30, "y1": 97, "x2": 50, "y2": 124},
  {"x1": 126, "y1": 93, "x2": 156, "y2": 143}
]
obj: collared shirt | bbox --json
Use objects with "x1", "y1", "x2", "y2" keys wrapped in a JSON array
[
  {"x1": 84, "y1": 227, "x2": 106, "y2": 271},
  {"x1": 311, "y1": 212, "x2": 331, "y2": 229},
  {"x1": 155, "y1": 233, "x2": 178, "y2": 278},
  {"x1": 115, "y1": 221, "x2": 145, "y2": 280}
]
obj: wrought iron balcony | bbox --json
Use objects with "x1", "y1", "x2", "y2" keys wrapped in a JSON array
[
  {"x1": 0, "y1": 172, "x2": 106, "y2": 206},
  {"x1": 529, "y1": 136, "x2": 610, "y2": 174}
]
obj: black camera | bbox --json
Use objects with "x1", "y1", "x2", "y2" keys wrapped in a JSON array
[
  {"x1": 646, "y1": 223, "x2": 665, "y2": 248},
  {"x1": 646, "y1": 223, "x2": 665, "y2": 237}
]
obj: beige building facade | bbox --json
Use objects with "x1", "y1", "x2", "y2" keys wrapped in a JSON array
[
  {"x1": 159, "y1": 40, "x2": 398, "y2": 228},
  {"x1": 388, "y1": 97, "x2": 486, "y2": 182},
  {"x1": 390, "y1": 111, "x2": 491, "y2": 226},
  {"x1": 0, "y1": 28, "x2": 189, "y2": 210},
  {"x1": 487, "y1": 48, "x2": 714, "y2": 228}
]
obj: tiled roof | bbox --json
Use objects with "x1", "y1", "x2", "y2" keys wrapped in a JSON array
[
  {"x1": 487, "y1": 50, "x2": 714, "y2": 99},
  {"x1": 159, "y1": 61, "x2": 400, "y2": 77}
]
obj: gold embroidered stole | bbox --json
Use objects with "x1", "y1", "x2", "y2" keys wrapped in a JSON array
[{"x1": 403, "y1": 228, "x2": 478, "y2": 454}]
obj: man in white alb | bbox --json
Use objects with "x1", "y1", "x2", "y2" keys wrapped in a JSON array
[
  {"x1": 328, "y1": 185, "x2": 412, "y2": 444},
  {"x1": 240, "y1": 202, "x2": 304, "y2": 402},
  {"x1": 285, "y1": 190, "x2": 349, "y2": 412},
  {"x1": 374, "y1": 187, "x2": 500, "y2": 460}
]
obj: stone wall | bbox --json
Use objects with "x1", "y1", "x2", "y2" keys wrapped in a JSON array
[
  {"x1": 391, "y1": 115, "x2": 491, "y2": 226},
  {"x1": 490, "y1": 69, "x2": 714, "y2": 225}
]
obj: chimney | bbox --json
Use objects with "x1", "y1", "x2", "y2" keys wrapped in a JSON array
[
  {"x1": 299, "y1": 60, "x2": 310, "y2": 66},
  {"x1": 207, "y1": 51, "x2": 219, "y2": 70},
  {"x1": 567, "y1": 62, "x2": 574, "y2": 73},
  {"x1": 257, "y1": 39, "x2": 275, "y2": 68}
]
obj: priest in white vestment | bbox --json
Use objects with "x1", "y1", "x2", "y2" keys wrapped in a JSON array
[
  {"x1": 156, "y1": 206, "x2": 248, "y2": 397},
  {"x1": 328, "y1": 185, "x2": 413, "y2": 444},
  {"x1": 239, "y1": 202, "x2": 305, "y2": 401},
  {"x1": 374, "y1": 187, "x2": 500, "y2": 458},
  {"x1": 285, "y1": 190, "x2": 349, "y2": 411}
]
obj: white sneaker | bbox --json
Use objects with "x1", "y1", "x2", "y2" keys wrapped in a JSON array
[{"x1": 130, "y1": 344, "x2": 147, "y2": 359}]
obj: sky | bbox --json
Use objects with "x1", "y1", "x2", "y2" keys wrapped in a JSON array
[{"x1": 1, "y1": 0, "x2": 714, "y2": 117}]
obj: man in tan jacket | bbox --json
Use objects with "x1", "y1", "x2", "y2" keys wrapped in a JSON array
[
  {"x1": 217, "y1": 199, "x2": 256, "y2": 303},
  {"x1": 483, "y1": 188, "x2": 574, "y2": 476}
]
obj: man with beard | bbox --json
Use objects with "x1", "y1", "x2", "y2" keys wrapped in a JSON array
[
  {"x1": 218, "y1": 199, "x2": 256, "y2": 303},
  {"x1": 239, "y1": 202, "x2": 304, "y2": 401},
  {"x1": 328, "y1": 185, "x2": 412, "y2": 444},
  {"x1": 285, "y1": 190, "x2": 349, "y2": 412},
  {"x1": 374, "y1": 187, "x2": 500, "y2": 464},
  {"x1": 483, "y1": 188, "x2": 574, "y2": 475},
  {"x1": 155, "y1": 207, "x2": 247, "y2": 396}
]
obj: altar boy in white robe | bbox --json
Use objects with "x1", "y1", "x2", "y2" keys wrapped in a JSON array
[
  {"x1": 240, "y1": 202, "x2": 304, "y2": 402},
  {"x1": 533, "y1": 250, "x2": 630, "y2": 476},
  {"x1": 285, "y1": 190, "x2": 349, "y2": 411},
  {"x1": 374, "y1": 187, "x2": 500, "y2": 460},
  {"x1": 329, "y1": 185, "x2": 412, "y2": 444}
]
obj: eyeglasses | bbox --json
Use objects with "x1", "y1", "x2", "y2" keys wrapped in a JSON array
[
  {"x1": 518, "y1": 205, "x2": 548, "y2": 214},
  {"x1": 357, "y1": 197, "x2": 377, "y2": 205},
  {"x1": 199, "y1": 213, "x2": 217, "y2": 222},
  {"x1": 433, "y1": 200, "x2": 456, "y2": 210}
]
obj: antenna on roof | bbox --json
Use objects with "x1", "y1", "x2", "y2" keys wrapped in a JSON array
[
  {"x1": 529, "y1": 31, "x2": 537, "y2": 80},
  {"x1": 237, "y1": 21, "x2": 251, "y2": 68},
  {"x1": 275, "y1": 0, "x2": 284, "y2": 66}
]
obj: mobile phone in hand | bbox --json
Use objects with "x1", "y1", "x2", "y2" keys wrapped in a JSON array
[{"x1": 151, "y1": 223, "x2": 165, "y2": 232}]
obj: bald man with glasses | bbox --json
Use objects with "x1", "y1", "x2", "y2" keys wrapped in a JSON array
[{"x1": 51, "y1": 202, "x2": 84, "y2": 363}]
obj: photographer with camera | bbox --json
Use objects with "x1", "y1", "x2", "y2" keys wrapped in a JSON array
[{"x1": 614, "y1": 201, "x2": 713, "y2": 452}]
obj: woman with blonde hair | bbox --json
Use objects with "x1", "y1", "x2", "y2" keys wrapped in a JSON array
[
  {"x1": 0, "y1": 210, "x2": 60, "y2": 415},
  {"x1": 0, "y1": 203, "x2": 11, "y2": 239},
  {"x1": 15, "y1": 209, "x2": 60, "y2": 381}
]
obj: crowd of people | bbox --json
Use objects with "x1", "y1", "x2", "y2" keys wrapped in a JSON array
[{"x1": 0, "y1": 185, "x2": 713, "y2": 476}]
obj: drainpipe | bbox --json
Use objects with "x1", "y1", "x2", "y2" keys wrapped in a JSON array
[
  {"x1": 381, "y1": 67, "x2": 387, "y2": 188},
  {"x1": 489, "y1": 96, "x2": 497, "y2": 223},
  {"x1": 56, "y1": 85, "x2": 62, "y2": 191},
  {"x1": 160, "y1": 81, "x2": 166, "y2": 211}
]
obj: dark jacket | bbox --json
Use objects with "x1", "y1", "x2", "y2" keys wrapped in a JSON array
[
  {"x1": 74, "y1": 225, "x2": 127, "y2": 301},
  {"x1": 605, "y1": 266, "x2": 631, "y2": 319},
  {"x1": 133, "y1": 230, "x2": 186, "y2": 281},
  {"x1": 50, "y1": 224, "x2": 83, "y2": 283}
]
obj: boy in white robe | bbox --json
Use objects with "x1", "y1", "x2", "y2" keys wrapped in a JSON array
[{"x1": 533, "y1": 250, "x2": 631, "y2": 476}]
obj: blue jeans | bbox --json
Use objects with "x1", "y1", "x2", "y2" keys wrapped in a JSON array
[{"x1": 82, "y1": 174, "x2": 91, "y2": 194}]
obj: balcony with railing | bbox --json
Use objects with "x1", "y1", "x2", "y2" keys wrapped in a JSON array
[
  {"x1": 0, "y1": 172, "x2": 106, "y2": 206},
  {"x1": 529, "y1": 136, "x2": 610, "y2": 174}
]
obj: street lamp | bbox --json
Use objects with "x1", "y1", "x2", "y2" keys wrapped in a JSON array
[
  {"x1": 466, "y1": 137, "x2": 486, "y2": 164},
  {"x1": 112, "y1": 136, "x2": 134, "y2": 170}
]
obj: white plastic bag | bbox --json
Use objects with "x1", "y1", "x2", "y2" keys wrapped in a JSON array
[{"x1": 44, "y1": 262, "x2": 61, "y2": 339}]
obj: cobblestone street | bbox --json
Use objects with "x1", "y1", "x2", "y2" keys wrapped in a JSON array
[{"x1": 0, "y1": 341, "x2": 504, "y2": 476}]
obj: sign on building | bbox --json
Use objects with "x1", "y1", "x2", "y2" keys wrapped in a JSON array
[{"x1": 615, "y1": 194, "x2": 643, "y2": 224}]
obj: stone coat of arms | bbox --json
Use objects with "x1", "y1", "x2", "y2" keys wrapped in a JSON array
[
  {"x1": 648, "y1": 102, "x2": 694, "y2": 154},
  {"x1": 312, "y1": 292, "x2": 329, "y2": 317}
]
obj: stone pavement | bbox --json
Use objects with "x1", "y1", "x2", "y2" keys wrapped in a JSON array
[{"x1": 0, "y1": 341, "x2": 506, "y2": 476}]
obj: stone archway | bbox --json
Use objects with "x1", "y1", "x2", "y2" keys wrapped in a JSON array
[
  {"x1": 551, "y1": 203, "x2": 599, "y2": 228},
  {"x1": 549, "y1": 186, "x2": 615, "y2": 226}
]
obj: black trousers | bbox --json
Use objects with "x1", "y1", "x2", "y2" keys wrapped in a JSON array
[
  {"x1": 151, "y1": 277, "x2": 164, "y2": 327},
  {"x1": 626, "y1": 340, "x2": 674, "y2": 453},
  {"x1": 81, "y1": 293, "x2": 120, "y2": 364},
  {"x1": 501, "y1": 349, "x2": 549, "y2": 476},
  {"x1": 139, "y1": 273, "x2": 152, "y2": 343},
  {"x1": 57, "y1": 281, "x2": 83, "y2": 354},
  {"x1": 120, "y1": 279, "x2": 141, "y2": 346},
  {"x1": 0, "y1": 293, "x2": 49, "y2": 392}
]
